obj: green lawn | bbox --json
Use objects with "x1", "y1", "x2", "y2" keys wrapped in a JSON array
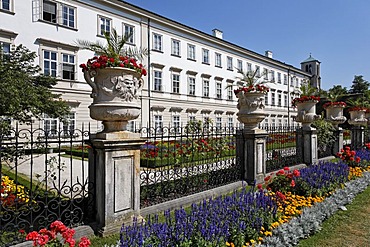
[{"x1": 298, "y1": 184, "x2": 370, "y2": 247}]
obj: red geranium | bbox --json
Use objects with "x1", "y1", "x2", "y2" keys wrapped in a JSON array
[
  {"x1": 292, "y1": 95, "x2": 320, "y2": 107},
  {"x1": 79, "y1": 55, "x2": 147, "y2": 77},
  {"x1": 25, "y1": 221, "x2": 91, "y2": 247},
  {"x1": 323, "y1": 101, "x2": 347, "y2": 109}
]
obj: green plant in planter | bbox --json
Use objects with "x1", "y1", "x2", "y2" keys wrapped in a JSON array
[
  {"x1": 312, "y1": 117, "x2": 336, "y2": 155},
  {"x1": 226, "y1": 69, "x2": 270, "y2": 94},
  {"x1": 347, "y1": 96, "x2": 370, "y2": 111},
  {"x1": 76, "y1": 28, "x2": 148, "y2": 60}
]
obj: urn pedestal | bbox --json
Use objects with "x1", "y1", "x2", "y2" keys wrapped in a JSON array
[
  {"x1": 236, "y1": 91, "x2": 268, "y2": 130},
  {"x1": 325, "y1": 105, "x2": 346, "y2": 129},
  {"x1": 295, "y1": 101, "x2": 320, "y2": 130},
  {"x1": 235, "y1": 91, "x2": 268, "y2": 184},
  {"x1": 84, "y1": 67, "x2": 143, "y2": 133}
]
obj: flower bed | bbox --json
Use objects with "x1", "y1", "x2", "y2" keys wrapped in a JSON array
[
  {"x1": 112, "y1": 147, "x2": 370, "y2": 247},
  {"x1": 111, "y1": 147, "x2": 370, "y2": 246}
]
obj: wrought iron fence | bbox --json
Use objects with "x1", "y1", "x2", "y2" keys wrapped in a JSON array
[
  {"x1": 0, "y1": 122, "x2": 94, "y2": 246},
  {"x1": 136, "y1": 126, "x2": 241, "y2": 208},
  {"x1": 263, "y1": 125, "x2": 302, "y2": 173}
]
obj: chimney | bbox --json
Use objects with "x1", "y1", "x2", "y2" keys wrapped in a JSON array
[
  {"x1": 265, "y1": 50, "x2": 273, "y2": 58},
  {"x1": 212, "y1": 29, "x2": 223, "y2": 39}
]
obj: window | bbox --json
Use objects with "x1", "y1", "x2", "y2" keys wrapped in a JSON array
[
  {"x1": 44, "y1": 114, "x2": 58, "y2": 136},
  {"x1": 263, "y1": 68, "x2": 268, "y2": 80},
  {"x1": 284, "y1": 94, "x2": 288, "y2": 107},
  {"x1": 203, "y1": 79, "x2": 209, "y2": 97},
  {"x1": 39, "y1": 39, "x2": 78, "y2": 80},
  {"x1": 188, "y1": 115, "x2": 196, "y2": 123},
  {"x1": 247, "y1": 63, "x2": 252, "y2": 72},
  {"x1": 62, "y1": 5, "x2": 75, "y2": 28},
  {"x1": 216, "y1": 81, "x2": 222, "y2": 99},
  {"x1": 154, "y1": 115, "x2": 163, "y2": 132},
  {"x1": 290, "y1": 76, "x2": 294, "y2": 86},
  {"x1": 283, "y1": 74, "x2": 288, "y2": 85},
  {"x1": 278, "y1": 93, "x2": 282, "y2": 107},
  {"x1": 187, "y1": 44, "x2": 195, "y2": 60},
  {"x1": 255, "y1": 65, "x2": 260, "y2": 77},
  {"x1": 1, "y1": 0, "x2": 10, "y2": 11},
  {"x1": 271, "y1": 119, "x2": 276, "y2": 128},
  {"x1": 43, "y1": 50, "x2": 57, "y2": 77},
  {"x1": 215, "y1": 53, "x2": 222, "y2": 67},
  {"x1": 270, "y1": 70, "x2": 275, "y2": 82},
  {"x1": 172, "y1": 115, "x2": 180, "y2": 132},
  {"x1": 171, "y1": 39, "x2": 180, "y2": 56},
  {"x1": 123, "y1": 24, "x2": 134, "y2": 44},
  {"x1": 188, "y1": 76, "x2": 196, "y2": 95},
  {"x1": 43, "y1": 0, "x2": 57, "y2": 23},
  {"x1": 228, "y1": 117, "x2": 234, "y2": 129},
  {"x1": 227, "y1": 56, "x2": 233, "y2": 70},
  {"x1": 172, "y1": 74, "x2": 180, "y2": 93},
  {"x1": 153, "y1": 33, "x2": 162, "y2": 51},
  {"x1": 202, "y1": 49, "x2": 209, "y2": 64},
  {"x1": 216, "y1": 117, "x2": 222, "y2": 131},
  {"x1": 62, "y1": 112, "x2": 76, "y2": 136},
  {"x1": 227, "y1": 83, "x2": 233, "y2": 100},
  {"x1": 43, "y1": 112, "x2": 75, "y2": 137},
  {"x1": 154, "y1": 70, "x2": 162, "y2": 91},
  {"x1": 277, "y1": 72, "x2": 281, "y2": 83},
  {"x1": 271, "y1": 90, "x2": 276, "y2": 106},
  {"x1": 237, "y1": 59, "x2": 243, "y2": 71},
  {"x1": 0, "y1": 42, "x2": 11, "y2": 60},
  {"x1": 36, "y1": 1, "x2": 76, "y2": 28},
  {"x1": 99, "y1": 16, "x2": 111, "y2": 36},
  {"x1": 265, "y1": 94, "x2": 268, "y2": 105},
  {"x1": 62, "y1": 53, "x2": 75, "y2": 80}
]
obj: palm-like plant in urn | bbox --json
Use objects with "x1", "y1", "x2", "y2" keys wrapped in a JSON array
[
  {"x1": 77, "y1": 28, "x2": 148, "y2": 133},
  {"x1": 292, "y1": 82, "x2": 320, "y2": 130},
  {"x1": 227, "y1": 69, "x2": 270, "y2": 130}
]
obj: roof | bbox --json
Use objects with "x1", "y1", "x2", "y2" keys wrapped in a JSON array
[
  {"x1": 104, "y1": 0, "x2": 311, "y2": 75},
  {"x1": 301, "y1": 54, "x2": 320, "y2": 63}
]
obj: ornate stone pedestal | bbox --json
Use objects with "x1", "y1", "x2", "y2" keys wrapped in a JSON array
[
  {"x1": 88, "y1": 132, "x2": 145, "y2": 236},
  {"x1": 296, "y1": 127, "x2": 318, "y2": 164}
]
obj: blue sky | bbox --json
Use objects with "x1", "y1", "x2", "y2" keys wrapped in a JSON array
[{"x1": 124, "y1": 0, "x2": 370, "y2": 90}]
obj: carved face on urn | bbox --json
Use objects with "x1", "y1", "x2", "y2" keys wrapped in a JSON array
[{"x1": 113, "y1": 74, "x2": 142, "y2": 101}]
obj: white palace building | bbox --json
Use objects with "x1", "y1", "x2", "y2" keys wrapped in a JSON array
[{"x1": 0, "y1": 0, "x2": 321, "y2": 133}]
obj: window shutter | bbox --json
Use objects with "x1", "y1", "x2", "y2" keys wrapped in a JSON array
[
  {"x1": 58, "y1": 3, "x2": 64, "y2": 25},
  {"x1": 32, "y1": 0, "x2": 41, "y2": 22}
]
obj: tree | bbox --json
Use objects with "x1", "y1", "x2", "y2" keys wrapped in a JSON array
[
  {"x1": 349, "y1": 75, "x2": 369, "y2": 94},
  {"x1": 0, "y1": 44, "x2": 70, "y2": 129},
  {"x1": 328, "y1": 85, "x2": 348, "y2": 97}
]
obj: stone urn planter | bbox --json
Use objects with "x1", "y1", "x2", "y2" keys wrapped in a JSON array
[
  {"x1": 236, "y1": 91, "x2": 267, "y2": 130},
  {"x1": 295, "y1": 100, "x2": 320, "y2": 130},
  {"x1": 84, "y1": 67, "x2": 143, "y2": 133},
  {"x1": 324, "y1": 104, "x2": 347, "y2": 129},
  {"x1": 348, "y1": 109, "x2": 367, "y2": 126}
]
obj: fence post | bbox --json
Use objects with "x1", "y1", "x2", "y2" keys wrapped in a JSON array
[
  {"x1": 296, "y1": 127, "x2": 318, "y2": 164},
  {"x1": 351, "y1": 126, "x2": 364, "y2": 150},
  {"x1": 88, "y1": 131, "x2": 145, "y2": 236},
  {"x1": 238, "y1": 129, "x2": 268, "y2": 184},
  {"x1": 333, "y1": 129, "x2": 344, "y2": 155}
]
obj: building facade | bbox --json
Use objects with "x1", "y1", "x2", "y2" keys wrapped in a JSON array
[{"x1": 0, "y1": 0, "x2": 318, "y2": 133}]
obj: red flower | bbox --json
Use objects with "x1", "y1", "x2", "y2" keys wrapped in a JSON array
[
  {"x1": 264, "y1": 175, "x2": 271, "y2": 182},
  {"x1": 290, "y1": 180, "x2": 296, "y2": 187},
  {"x1": 257, "y1": 184, "x2": 263, "y2": 190},
  {"x1": 276, "y1": 169, "x2": 285, "y2": 176},
  {"x1": 283, "y1": 167, "x2": 290, "y2": 171},
  {"x1": 26, "y1": 231, "x2": 39, "y2": 241},
  {"x1": 78, "y1": 237, "x2": 91, "y2": 247},
  {"x1": 293, "y1": 169, "x2": 300, "y2": 177}
]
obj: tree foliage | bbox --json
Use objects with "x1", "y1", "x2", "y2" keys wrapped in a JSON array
[
  {"x1": 349, "y1": 75, "x2": 369, "y2": 94},
  {"x1": 0, "y1": 44, "x2": 70, "y2": 125}
]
